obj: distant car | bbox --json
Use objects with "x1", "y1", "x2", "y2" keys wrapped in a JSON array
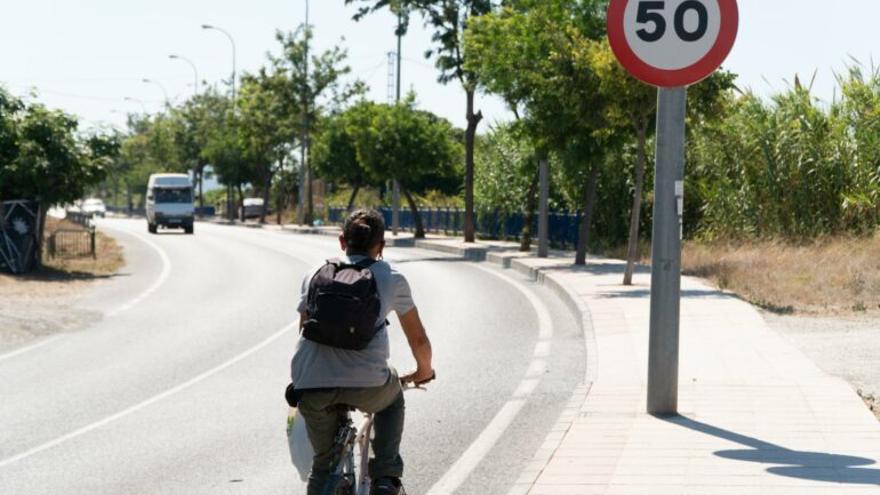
[
  {"x1": 240, "y1": 197, "x2": 267, "y2": 219},
  {"x1": 81, "y1": 198, "x2": 107, "y2": 217}
]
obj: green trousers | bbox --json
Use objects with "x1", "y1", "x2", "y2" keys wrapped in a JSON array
[{"x1": 298, "y1": 369, "x2": 405, "y2": 495}]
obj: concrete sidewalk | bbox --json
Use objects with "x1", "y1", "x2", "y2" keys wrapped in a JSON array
[
  {"x1": 493, "y1": 253, "x2": 880, "y2": 494},
  {"x1": 236, "y1": 222, "x2": 880, "y2": 492}
]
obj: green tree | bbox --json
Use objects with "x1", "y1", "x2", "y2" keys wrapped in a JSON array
[
  {"x1": 348, "y1": 99, "x2": 462, "y2": 238},
  {"x1": 465, "y1": 0, "x2": 609, "y2": 260},
  {"x1": 347, "y1": 0, "x2": 493, "y2": 243},
  {"x1": 474, "y1": 122, "x2": 540, "y2": 249},
  {"x1": 271, "y1": 27, "x2": 365, "y2": 225},
  {"x1": 312, "y1": 108, "x2": 372, "y2": 211},
  {"x1": 0, "y1": 91, "x2": 107, "y2": 267},
  {"x1": 238, "y1": 69, "x2": 298, "y2": 222}
]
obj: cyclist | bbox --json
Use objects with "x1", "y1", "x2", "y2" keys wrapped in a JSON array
[{"x1": 291, "y1": 209, "x2": 434, "y2": 495}]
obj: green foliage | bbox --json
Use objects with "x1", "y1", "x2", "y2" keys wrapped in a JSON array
[
  {"x1": 347, "y1": 98, "x2": 462, "y2": 192},
  {"x1": 688, "y1": 68, "x2": 880, "y2": 239},
  {"x1": 0, "y1": 88, "x2": 107, "y2": 206},
  {"x1": 312, "y1": 109, "x2": 370, "y2": 189},
  {"x1": 474, "y1": 123, "x2": 537, "y2": 216}
]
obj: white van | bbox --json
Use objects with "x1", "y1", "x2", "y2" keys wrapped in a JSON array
[{"x1": 146, "y1": 174, "x2": 195, "y2": 234}]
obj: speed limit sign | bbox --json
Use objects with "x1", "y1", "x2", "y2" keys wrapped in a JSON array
[{"x1": 607, "y1": 0, "x2": 739, "y2": 87}]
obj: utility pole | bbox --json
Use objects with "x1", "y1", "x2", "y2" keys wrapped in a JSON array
[
  {"x1": 297, "y1": 0, "x2": 312, "y2": 226},
  {"x1": 391, "y1": 5, "x2": 404, "y2": 236}
]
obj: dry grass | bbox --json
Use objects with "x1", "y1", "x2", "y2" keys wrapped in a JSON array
[
  {"x1": 682, "y1": 235, "x2": 880, "y2": 315},
  {"x1": 38, "y1": 218, "x2": 125, "y2": 279}
]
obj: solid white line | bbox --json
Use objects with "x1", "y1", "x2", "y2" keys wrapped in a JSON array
[
  {"x1": 106, "y1": 231, "x2": 172, "y2": 318},
  {"x1": 0, "y1": 228, "x2": 172, "y2": 364},
  {"x1": 426, "y1": 264, "x2": 554, "y2": 495},
  {"x1": 0, "y1": 336, "x2": 62, "y2": 364},
  {"x1": 0, "y1": 322, "x2": 297, "y2": 469}
]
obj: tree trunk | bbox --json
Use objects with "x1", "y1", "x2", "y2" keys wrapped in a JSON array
[
  {"x1": 623, "y1": 126, "x2": 649, "y2": 285},
  {"x1": 575, "y1": 164, "x2": 601, "y2": 266},
  {"x1": 238, "y1": 184, "x2": 246, "y2": 222},
  {"x1": 402, "y1": 187, "x2": 425, "y2": 239},
  {"x1": 346, "y1": 185, "x2": 361, "y2": 212},
  {"x1": 463, "y1": 89, "x2": 483, "y2": 243},
  {"x1": 520, "y1": 166, "x2": 540, "y2": 252},
  {"x1": 198, "y1": 166, "x2": 205, "y2": 210},
  {"x1": 259, "y1": 173, "x2": 272, "y2": 224},
  {"x1": 35, "y1": 202, "x2": 48, "y2": 270},
  {"x1": 306, "y1": 161, "x2": 314, "y2": 226}
]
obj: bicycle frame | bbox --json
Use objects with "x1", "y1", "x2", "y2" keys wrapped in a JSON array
[
  {"x1": 322, "y1": 382, "x2": 425, "y2": 495},
  {"x1": 321, "y1": 411, "x2": 374, "y2": 495}
]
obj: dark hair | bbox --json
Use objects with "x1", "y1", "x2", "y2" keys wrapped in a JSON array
[{"x1": 343, "y1": 209, "x2": 385, "y2": 254}]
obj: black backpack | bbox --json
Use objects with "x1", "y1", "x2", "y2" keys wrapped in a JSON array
[{"x1": 302, "y1": 258, "x2": 383, "y2": 350}]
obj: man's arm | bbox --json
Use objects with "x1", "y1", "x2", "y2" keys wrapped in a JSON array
[{"x1": 397, "y1": 307, "x2": 434, "y2": 384}]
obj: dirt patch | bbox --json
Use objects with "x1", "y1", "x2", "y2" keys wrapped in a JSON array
[
  {"x1": 682, "y1": 236, "x2": 880, "y2": 315},
  {"x1": 762, "y1": 312, "x2": 880, "y2": 422},
  {"x1": 0, "y1": 219, "x2": 124, "y2": 351}
]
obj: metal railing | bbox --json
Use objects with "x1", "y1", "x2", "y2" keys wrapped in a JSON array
[
  {"x1": 65, "y1": 210, "x2": 94, "y2": 228},
  {"x1": 328, "y1": 207, "x2": 584, "y2": 249},
  {"x1": 48, "y1": 227, "x2": 96, "y2": 259}
]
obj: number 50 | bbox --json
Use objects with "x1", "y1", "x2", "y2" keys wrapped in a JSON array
[{"x1": 636, "y1": 1, "x2": 709, "y2": 43}]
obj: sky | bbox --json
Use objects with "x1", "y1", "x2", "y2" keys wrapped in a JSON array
[{"x1": 1, "y1": 0, "x2": 878, "y2": 133}]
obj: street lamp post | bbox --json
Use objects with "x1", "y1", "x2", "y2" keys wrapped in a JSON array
[
  {"x1": 142, "y1": 78, "x2": 170, "y2": 108},
  {"x1": 170, "y1": 53, "x2": 204, "y2": 210},
  {"x1": 169, "y1": 54, "x2": 199, "y2": 97},
  {"x1": 297, "y1": 0, "x2": 312, "y2": 226},
  {"x1": 202, "y1": 23, "x2": 238, "y2": 221},
  {"x1": 391, "y1": 5, "x2": 406, "y2": 236}
]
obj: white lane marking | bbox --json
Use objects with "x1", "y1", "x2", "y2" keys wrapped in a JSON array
[
  {"x1": 106, "y1": 231, "x2": 172, "y2": 318},
  {"x1": 0, "y1": 336, "x2": 63, "y2": 364},
  {"x1": 0, "y1": 228, "x2": 173, "y2": 365},
  {"x1": 0, "y1": 322, "x2": 297, "y2": 469},
  {"x1": 426, "y1": 264, "x2": 554, "y2": 495}
]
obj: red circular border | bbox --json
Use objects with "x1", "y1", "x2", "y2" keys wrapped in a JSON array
[{"x1": 607, "y1": 0, "x2": 738, "y2": 87}]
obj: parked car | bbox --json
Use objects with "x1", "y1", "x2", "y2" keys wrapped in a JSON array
[
  {"x1": 81, "y1": 198, "x2": 107, "y2": 217},
  {"x1": 146, "y1": 174, "x2": 195, "y2": 234},
  {"x1": 240, "y1": 197, "x2": 267, "y2": 219}
]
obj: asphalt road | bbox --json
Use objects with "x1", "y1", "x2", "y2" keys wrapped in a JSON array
[{"x1": 0, "y1": 218, "x2": 586, "y2": 494}]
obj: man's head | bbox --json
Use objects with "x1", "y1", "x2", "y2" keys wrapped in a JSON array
[{"x1": 340, "y1": 209, "x2": 386, "y2": 258}]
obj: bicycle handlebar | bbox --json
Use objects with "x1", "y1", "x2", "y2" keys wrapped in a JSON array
[{"x1": 401, "y1": 370, "x2": 436, "y2": 390}]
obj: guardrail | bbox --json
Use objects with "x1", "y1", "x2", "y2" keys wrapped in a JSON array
[
  {"x1": 327, "y1": 207, "x2": 583, "y2": 249},
  {"x1": 48, "y1": 227, "x2": 96, "y2": 260},
  {"x1": 65, "y1": 210, "x2": 93, "y2": 228}
]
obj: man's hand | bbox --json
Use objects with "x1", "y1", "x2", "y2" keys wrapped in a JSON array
[{"x1": 401, "y1": 368, "x2": 435, "y2": 386}]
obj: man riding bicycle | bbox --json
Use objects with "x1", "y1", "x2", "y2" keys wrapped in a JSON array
[{"x1": 290, "y1": 209, "x2": 434, "y2": 495}]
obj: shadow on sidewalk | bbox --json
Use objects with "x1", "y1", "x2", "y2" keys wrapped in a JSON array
[{"x1": 665, "y1": 416, "x2": 880, "y2": 485}]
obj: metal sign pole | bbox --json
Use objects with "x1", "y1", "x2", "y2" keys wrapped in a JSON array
[{"x1": 647, "y1": 86, "x2": 687, "y2": 416}]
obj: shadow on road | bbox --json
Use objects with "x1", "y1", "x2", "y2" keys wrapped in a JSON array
[
  {"x1": 16, "y1": 266, "x2": 130, "y2": 283},
  {"x1": 664, "y1": 415, "x2": 880, "y2": 485}
]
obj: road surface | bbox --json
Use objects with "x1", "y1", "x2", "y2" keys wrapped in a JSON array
[{"x1": 0, "y1": 218, "x2": 586, "y2": 494}]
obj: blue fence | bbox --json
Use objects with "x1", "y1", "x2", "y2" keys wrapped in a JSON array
[{"x1": 328, "y1": 207, "x2": 583, "y2": 249}]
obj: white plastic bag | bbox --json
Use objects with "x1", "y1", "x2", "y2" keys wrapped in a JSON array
[{"x1": 287, "y1": 407, "x2": 315, "y2": 482}]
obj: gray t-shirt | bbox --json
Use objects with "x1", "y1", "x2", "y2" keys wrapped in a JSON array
[{"x1": 290, "y1": 255, "x2": 415, "y2": 389}]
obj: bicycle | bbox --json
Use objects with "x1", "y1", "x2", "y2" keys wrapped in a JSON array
[{"x1": 320, "y1": 377, "x2": 432, "y2": 495}]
